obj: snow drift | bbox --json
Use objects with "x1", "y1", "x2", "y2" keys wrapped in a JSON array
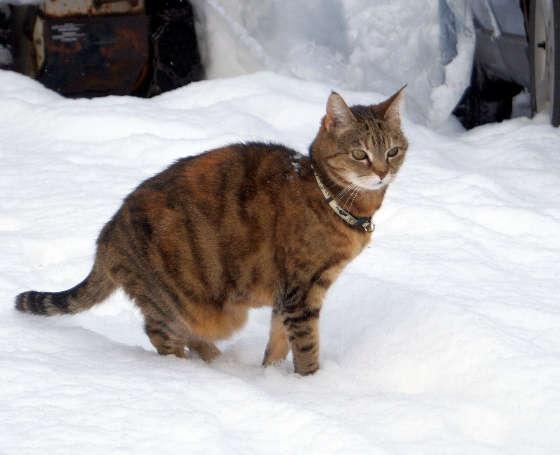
[{"x1": 192, "y1": 0, "x2": 475, "y2": 126}]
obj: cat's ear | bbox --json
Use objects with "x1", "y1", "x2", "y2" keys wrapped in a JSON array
[
  {"x1": 324, "y1": 91, "x2": 356, "y2": 134},
  {"x1": 374, "y1": 85, "x2": 406, "y2": 128}
]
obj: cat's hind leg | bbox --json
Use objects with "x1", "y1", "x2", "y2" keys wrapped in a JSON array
[
  {"x1": 186, "y1": 337, "x2": 221, "y2": 362},
  {"x1": 144, "y1": 316, "x2": 187, "y2": 358},
  {"x1": 110, "y1": 262, "x2": 189, "y2": 358}
]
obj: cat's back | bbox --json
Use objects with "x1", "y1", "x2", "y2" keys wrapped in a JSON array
[
  {"x1": 100, "y1": 142, "x2": 310, "y2": 249},
  {"x1": 142, "y1": 142, "x2": 305, "y2": 198}
]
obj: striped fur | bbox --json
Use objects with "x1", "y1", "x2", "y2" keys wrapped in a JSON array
[{"x1": 15, "y1": 91, "x2": 407, "y2": 375}]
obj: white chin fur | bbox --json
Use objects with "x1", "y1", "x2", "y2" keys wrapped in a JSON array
[{"x1": 350, "y1": 173, "x2": 393, "y2": 191}]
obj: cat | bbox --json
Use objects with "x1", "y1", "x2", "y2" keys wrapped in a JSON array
[{"x1": 15, "y1": 89, "x2": 408, "y2": 375}]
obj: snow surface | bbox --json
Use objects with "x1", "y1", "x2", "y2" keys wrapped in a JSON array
[
  {"x1": 192, "y1": 0, "x2": 475, "y2": 127},
  {"x1": 2, "y1": 69, "x2": 560, "y2": 454}
]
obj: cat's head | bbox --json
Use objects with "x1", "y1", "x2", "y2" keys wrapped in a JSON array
[{"x1": 311, "y1": 88, "x2": 408, "y2": 191}]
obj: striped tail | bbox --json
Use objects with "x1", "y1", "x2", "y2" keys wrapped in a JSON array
[{"x1": 15, "y1": 264, "x2": 115, "y2": 316}]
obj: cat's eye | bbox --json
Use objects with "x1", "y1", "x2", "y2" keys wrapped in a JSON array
[
  {"x1": 387, "y1": 147, "x2": 399, "y2": 158},
  {"x1": 351, "y1": 149, "x2": 367, "y2": 160}
]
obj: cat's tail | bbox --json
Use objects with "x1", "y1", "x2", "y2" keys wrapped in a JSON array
[{"x1": 15, "y1": 262, "x2": 115, "y2": 316}]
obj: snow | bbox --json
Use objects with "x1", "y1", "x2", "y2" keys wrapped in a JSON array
[
  {"x1": 2, "y1": 69, "x2": 560, "y2": 454},
  {"x1": 192, "y1": 0, "x2": 475, "y2": 127}
]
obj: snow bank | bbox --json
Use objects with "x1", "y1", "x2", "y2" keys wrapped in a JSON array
[
  {"x1": 2, "y1": 70, "x2": 560, "y2": 454},
  {"x1": 192, "y1": 0, "x2": 475, "y2": 126}
]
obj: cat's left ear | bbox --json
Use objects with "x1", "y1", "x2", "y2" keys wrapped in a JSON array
[
  {"x1": 324, "y1": 91, "x2": 356, "y2": 135},
  {"x1": 373, "y1": 85, "x2": 406, "y2": 129}
]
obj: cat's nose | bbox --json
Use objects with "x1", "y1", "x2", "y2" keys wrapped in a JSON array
[{"x1": 375, "y1": 170, "x2": 388, "y2": 180}]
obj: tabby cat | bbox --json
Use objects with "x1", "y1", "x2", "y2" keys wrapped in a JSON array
[{"x1": 15, "y1": 89, "x2": 407, "y2": 375}]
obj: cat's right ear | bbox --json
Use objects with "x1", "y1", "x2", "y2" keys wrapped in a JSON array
[{"x1": 324, "y1": 92, "x2": 356, "y2": 135}]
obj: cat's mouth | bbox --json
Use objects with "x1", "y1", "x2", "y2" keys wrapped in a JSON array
[{"x1": 348, "y1": 173, "x2": 393, "y2": 191}]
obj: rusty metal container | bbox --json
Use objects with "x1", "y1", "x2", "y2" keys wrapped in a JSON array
[
  {"x1": 13, "y1": 0, "x2": 150, "y2": 97},
  {"x1": 36, "y1": 14, "x2": 149, "y2": 96},
  {"x1": 4, "y1": 0, "x2": 202, "y2": 97}
]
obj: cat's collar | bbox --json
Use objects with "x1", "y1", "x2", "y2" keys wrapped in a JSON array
[{"x1": 311, "y1": 166, "x2": 375, "y2": 233}]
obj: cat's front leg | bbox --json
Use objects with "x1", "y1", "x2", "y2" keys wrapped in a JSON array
[
  {"x1": 262, "y1": 308, "x2": 290, "y2": 366},
  {"x1": 281, "y1": 285, "x2": 324, "y2": 375}
]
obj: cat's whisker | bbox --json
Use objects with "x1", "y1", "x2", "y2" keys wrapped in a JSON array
[
  {"x1": 348, "y1": 185, "x2": 360, "y2": 211},
  {"x1": 347, "y1": 186, "x2": 361, "y2": 212},
  {"x1": 334, "y1": 183, "x2": 354, "y2": 203},
  {"x1": 339, "y1": 184, "x2": 357, "y2": 211},
  {"x1": 348, "y1": 187, "x2": 360, "y2": 210},
  {"x1": 342, "y1": 184, "x2": 359, "y2": 212},
  {"x1": 332, "y1": 184, "x2": 354, "y2": 210}
]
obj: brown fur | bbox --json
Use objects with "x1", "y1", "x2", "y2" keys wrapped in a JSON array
[{"x1": 15, "y1": 89, "x2": 408, "y2": 375}]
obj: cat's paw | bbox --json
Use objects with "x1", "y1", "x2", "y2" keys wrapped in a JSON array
[
  {"x1": 262, "y1": 344, "x2": 290, "y2": 366},
  {"x1": 188, "y1": 340, "x2": 221, "y2": 362},
  {"x1": 294, "y1": 362, "x2": 319, "y2": 376}
]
